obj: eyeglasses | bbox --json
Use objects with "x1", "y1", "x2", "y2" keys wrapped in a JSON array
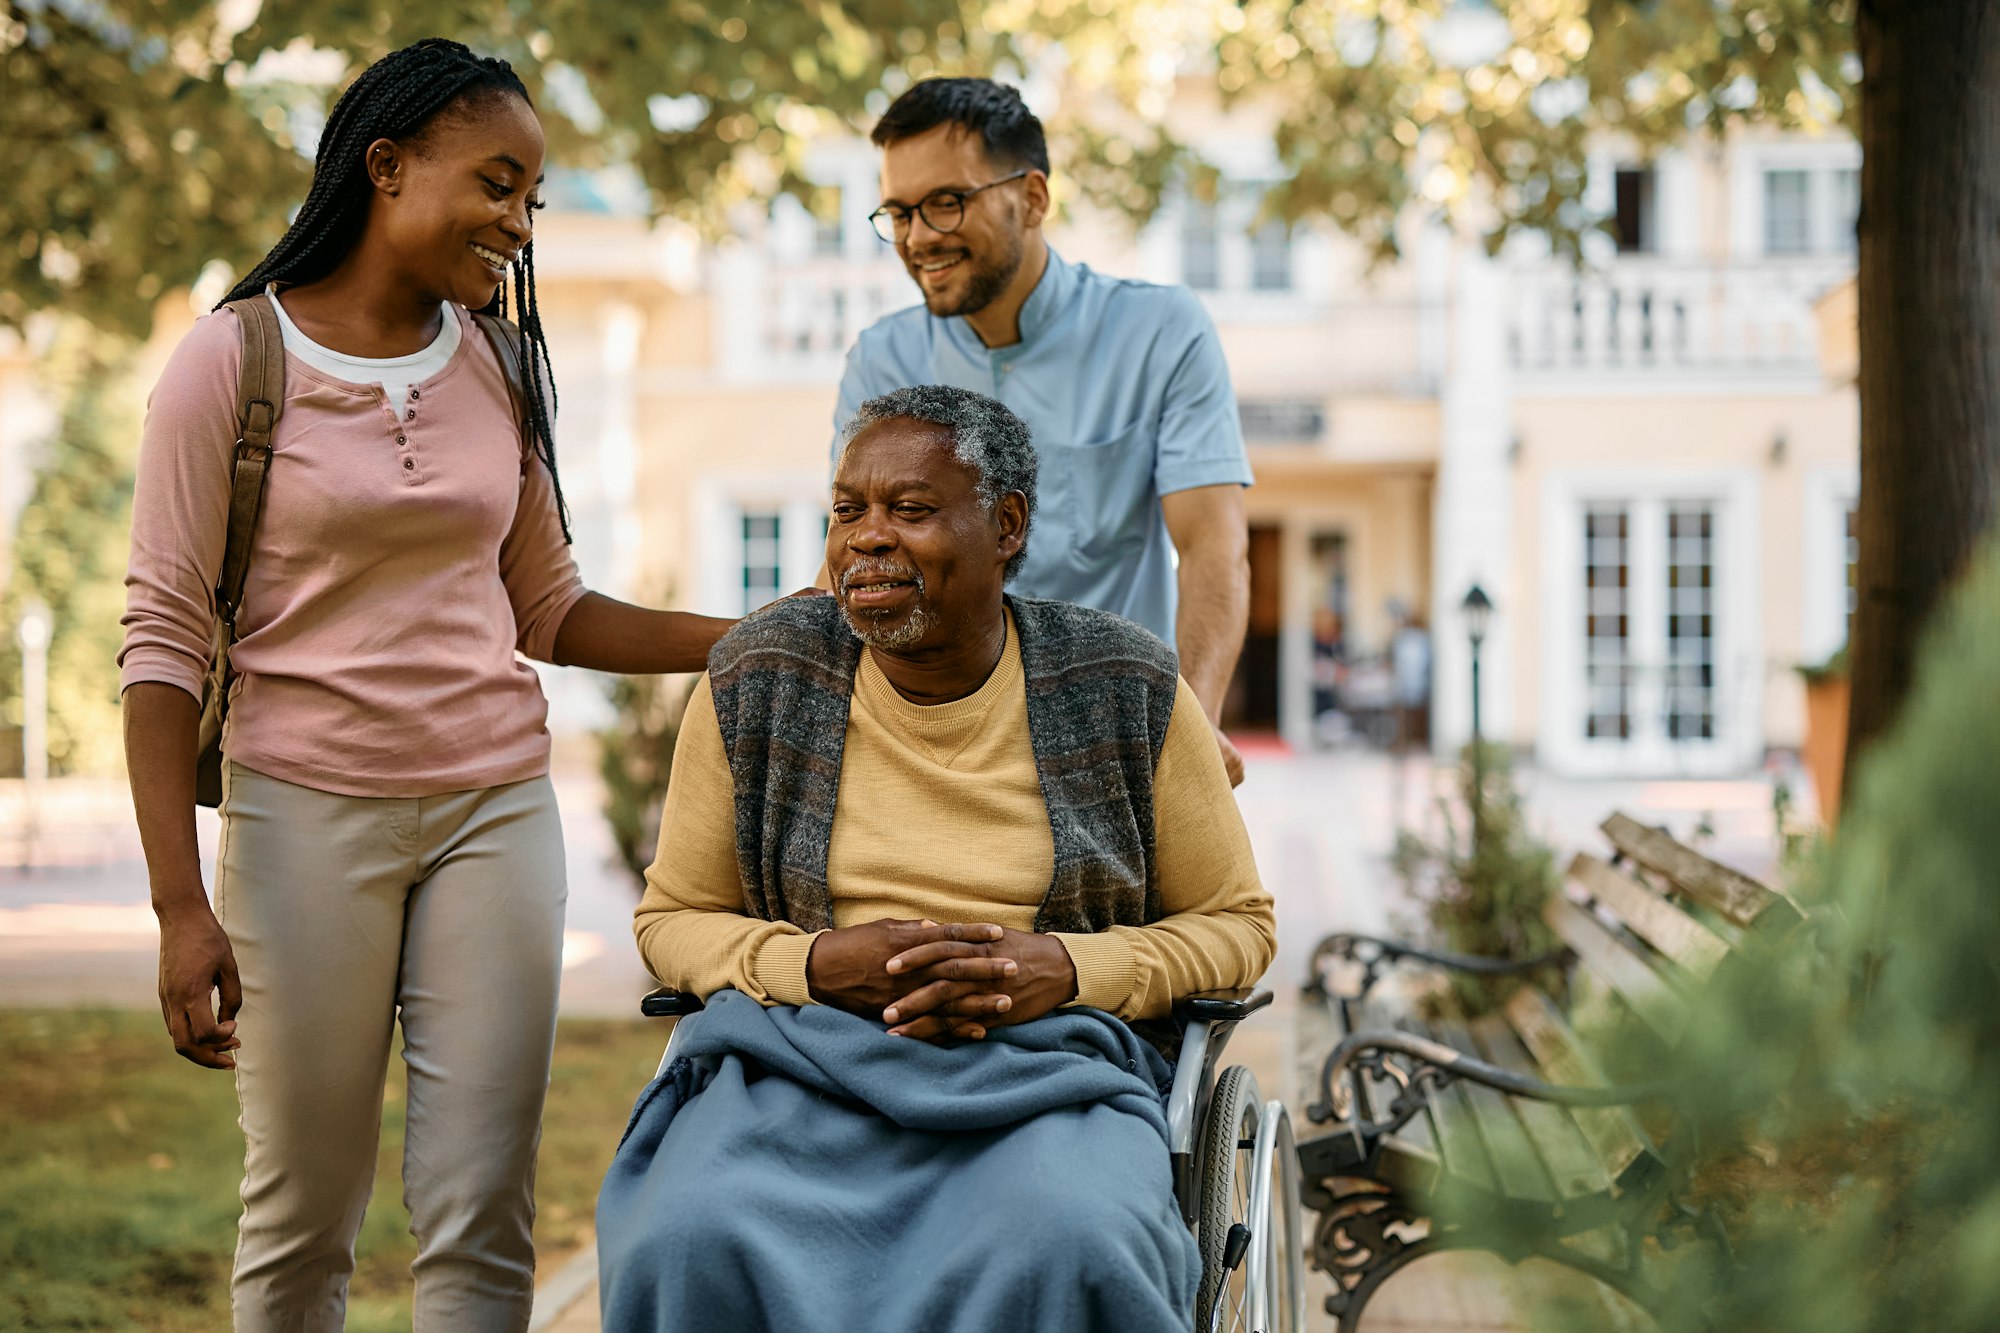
[{"x1": 867, "y1": 171, "x2": 1030, "y2": 244}]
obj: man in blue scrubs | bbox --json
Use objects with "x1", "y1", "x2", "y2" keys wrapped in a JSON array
[{"x1": 834, "y1": 78, "x2": 1253, "y2": 783}]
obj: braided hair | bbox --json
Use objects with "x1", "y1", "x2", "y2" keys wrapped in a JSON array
[{"x1": 221, "y1": 38, "x2": 570, "y2": 539}]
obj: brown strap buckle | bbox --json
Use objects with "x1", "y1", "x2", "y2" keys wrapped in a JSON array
[{"x1": 241, "y1": 397, "x2": 277, "y2": 440}]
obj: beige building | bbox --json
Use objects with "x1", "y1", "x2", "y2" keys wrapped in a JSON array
[
  {"x1": 526, "y1": 121, "x2": 1859, "y2": 778},
  {"x1": 0, "y1": 118, "x2": 1859, "y2": 780}
]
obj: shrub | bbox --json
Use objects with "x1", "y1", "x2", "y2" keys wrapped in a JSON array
[
  {"x1": 1539, "y1": 536, "x2": 2000, "y2": 1332},
  {"x1": 1392, "y1": 742, "x2": 1564, "y2": 1013},
  {"x1": 596, "y1": 668, "x2": 693, "y2": 891}
]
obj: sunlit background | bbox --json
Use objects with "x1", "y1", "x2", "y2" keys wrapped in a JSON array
[{"x1": 1, "y1": 2, "x2": 1905, "y2": 1328}]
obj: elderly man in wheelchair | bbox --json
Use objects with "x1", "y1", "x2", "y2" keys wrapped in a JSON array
[{"x1": 596, "y1": 386, "x2": 1301, "y2": 1332}]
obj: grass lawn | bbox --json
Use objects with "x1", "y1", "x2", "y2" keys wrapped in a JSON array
[{"x1": 0, "y1": 1010, "x2": 668, "y2": 1332}]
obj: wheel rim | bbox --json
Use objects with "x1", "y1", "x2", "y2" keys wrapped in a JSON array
[{"x1": 1266, "y1": 1102, "x2": 1305, "y2": 1333}]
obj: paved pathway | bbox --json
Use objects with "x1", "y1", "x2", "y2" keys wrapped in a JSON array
[{"x1": 1, "y1": 748, "x2": 1779, "y2": 1329}]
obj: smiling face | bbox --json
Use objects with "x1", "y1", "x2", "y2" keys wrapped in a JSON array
[
  {"x1": 365, "y1": 90, "x2": 546, "y2": 309},
  {"x1": 877, "y1": 125, "x2": 1045, "y2": 319},
  {"x1": 828, "y1": 416, "x2": 1026, "y2": 654}
]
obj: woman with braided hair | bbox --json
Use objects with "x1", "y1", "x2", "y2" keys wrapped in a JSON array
[{"x1": 119, "y1": 39, "x2": 734, "y2": 1328}]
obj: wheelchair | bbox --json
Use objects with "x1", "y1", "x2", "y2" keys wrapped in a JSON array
[{"x1": 638, "y1": 985, "x2": 1305, "y2": 1333}]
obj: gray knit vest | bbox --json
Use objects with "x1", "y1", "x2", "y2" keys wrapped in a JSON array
[{"x1": 707, "y1": 595, "x2": 1180, "y2": 934}]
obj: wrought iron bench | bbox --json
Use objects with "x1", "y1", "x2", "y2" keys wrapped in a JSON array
[{"x1": 1293, "y1": 812, "x2": 1805, "y2": 1330}]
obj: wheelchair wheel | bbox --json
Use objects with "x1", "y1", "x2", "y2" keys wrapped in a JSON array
[
  {"x1": 1246, "y1": 1099, "x2": 1305, "y2": 1333},
  {"x1": 1193, "y1": 1065, "x2": 1262, "y2": 1332}
]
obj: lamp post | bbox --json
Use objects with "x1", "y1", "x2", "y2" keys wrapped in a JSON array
[{"x1": 1460, "y1": 584, "x2": 1493, "y2": 856}]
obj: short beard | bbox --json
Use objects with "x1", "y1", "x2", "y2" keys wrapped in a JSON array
[
  {"x1": 844, "y1": 601, "x2": 938, "y2": 652},
  {"x1": 914, "y1": 227, "x2": 1024, "y2": 319}
]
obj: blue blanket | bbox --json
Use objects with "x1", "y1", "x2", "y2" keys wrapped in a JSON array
[{"x1": 596, "y1": 990, "x2": 1201, "y2": 1332}]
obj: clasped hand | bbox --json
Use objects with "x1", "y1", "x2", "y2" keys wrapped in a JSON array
[{"x1": 805, "y1": 918, "x2": 1077, "y2": 1043}]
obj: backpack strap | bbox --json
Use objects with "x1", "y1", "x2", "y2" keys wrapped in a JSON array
[
  {"x1": 217, "y1": 296, "x2": 285, "y2": 624},
  {"x1": 470, "y1": 310, "x2": 533, "y2": 475}
]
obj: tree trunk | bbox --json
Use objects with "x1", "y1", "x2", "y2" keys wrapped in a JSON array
[{"x1": 1845, "y1": 0, "x2": 2000, "y2": 790}]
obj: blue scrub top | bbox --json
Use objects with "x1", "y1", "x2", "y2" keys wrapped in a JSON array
[{"x1": 832, "y1": 249, "x2": 1253, "y2": 645}]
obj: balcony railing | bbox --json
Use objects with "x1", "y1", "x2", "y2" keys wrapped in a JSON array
[{"x1": 1508, "y1": 258, "x2": 1851, "y2": 377}]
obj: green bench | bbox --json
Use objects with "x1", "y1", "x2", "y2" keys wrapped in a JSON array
[{"x1": 1293, "y1": 812, "x2": 1804, "y2": 1330}]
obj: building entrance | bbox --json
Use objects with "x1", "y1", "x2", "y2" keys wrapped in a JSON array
[{"x1": 1222, "y1": 524, "x2": 1283, "y2": 731}]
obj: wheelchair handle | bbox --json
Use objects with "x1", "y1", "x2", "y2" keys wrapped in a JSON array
[{"x1": 640, "y1": 988, "x2": 706, "y2": 1019}]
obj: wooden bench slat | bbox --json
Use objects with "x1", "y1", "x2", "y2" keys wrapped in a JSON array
[
  {"x1": 1567, "y1": 852, "x2": 1733, "y2": 982},
  {"x1": 1410, "y1": 1019, "x2": 1499, "y2": 1193},
  {"x1": 1467, "y1": 1014, "x2": 1615, "y2": 1204},
  {"x1": 1503, "y1": 988, "x2": 1658, "y2": 1191},
  {"x1": 1600, "y1": 812, "x2": 1803, "y2": 931},
  {"x1": 1543, "y1": 896, "x2": 1690, "y2": 1044},
  {"x1": 1431, "y1": 1022, "x2": 1558, "y2": 1204}
]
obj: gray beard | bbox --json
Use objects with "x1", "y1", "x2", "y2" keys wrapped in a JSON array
[
  {"x1": 843, "y1": 601, "x2": 939, "y2": 652},
  {"x1": 917, "y1": 231, "x2": 1024, "y2": 319}
]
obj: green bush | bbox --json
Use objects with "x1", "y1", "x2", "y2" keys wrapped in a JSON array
[
  {"x1": 1392, "y1": 742, "x2": 1564, "y2": 1013},
  {"x1": 596, "y1": 668, "x2": 693, "y2": 890},
  {"x1": 1545, "y1": 536, "x2": 2000, "y2": 1332}
]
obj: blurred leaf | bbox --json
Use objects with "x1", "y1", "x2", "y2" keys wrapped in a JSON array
[
  {"x1": 1224, "y1": 0, "x2": 1857, "y2": 257},
  {"x1": 1590, "y1": 536, "x2": 2000, "y2": 1331}
]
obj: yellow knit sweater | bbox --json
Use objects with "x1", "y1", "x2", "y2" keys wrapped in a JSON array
[{"x1": 633, "y1": 613, "x2": 1275, "y2": 1021}]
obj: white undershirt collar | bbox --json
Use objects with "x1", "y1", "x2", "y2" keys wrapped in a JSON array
[{"x1": 265, "y1": 284, "x2": 460, "y2": 414}]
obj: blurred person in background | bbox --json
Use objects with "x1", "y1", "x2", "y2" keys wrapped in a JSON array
[
  {"x1": 118, "y1": 39, "x2": 734, "y2": 1331},
  {"x1": 1390, "y1": 604, "x2": 1431, "y2": 753},
  {"x1": 836, "y1": 78, "x2": 1254, "y2": 785}
]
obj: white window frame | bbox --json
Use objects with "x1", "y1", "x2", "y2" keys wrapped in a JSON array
[
  {"x1": 1729, "y1": 139, "x2": 1864, "y2": 260},
  {"x1": 1539, "y1": 468, "x2": 1764, "y2": 778},
  {"x1": 692, "y1": 476, "x2": 830, "y2": 618},
  {"x1": 1582, "y1": 145, "x2": 1696, "y2": 264},
  {"x1": 1180, "y1": 195, "x2": 1222, "y2": 291},
  {"x1": 1801, "y1": 465, "x2": 1861, "y2": 667},
  {"x1": 1250, "y1": 210, "x2": 1294, "y2": 292},
  {"x1": 1762, "y1": 168, "x2": 1814, "y2": 256}
]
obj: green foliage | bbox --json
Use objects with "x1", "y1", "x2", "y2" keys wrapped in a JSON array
[
  {"x1": 1, "y1": 0, "x2": 311, "y2": 338},
  {"x1": 1221, "y1": 0, "x2": 1858, "y2": 261},
  {"x1": 1, "y1": 324, "x2": 139, "y2": 776},
  {"x1": 1392, "y1": 742, "x2": 1563, "y2": 1012},
  {"x1": 0, "y1": 1010, "x2": 671, "y2": 1331},
  {"x1": 1543, "y1": 536, "x2": 2000, "y2": 1332},
  {"x1": 7, "y1": 0, "x2": 1866, "y2": 339},
  {"x1": 598, "y1": 667, "x2": 694, "y2": 889},
  {"x1": 3, "y1": 0, "x2": 1196, "y2": 339}
]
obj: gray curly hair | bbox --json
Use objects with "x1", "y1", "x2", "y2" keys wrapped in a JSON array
[{"x1": 836, "y1": 384, "x2": 1039, "y2": 583}]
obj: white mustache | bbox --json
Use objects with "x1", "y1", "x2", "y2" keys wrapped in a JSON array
[{"x1": 839, "y1": 559, "x2": 924, "y2": 595}]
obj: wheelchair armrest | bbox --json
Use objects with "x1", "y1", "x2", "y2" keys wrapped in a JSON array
[
  {"x1": 1172, "y1": 988, "x2": 1274, "y2": 1024},
  {"x1": 640, "y1": 988, "x2": 705, "y2": 1019}
]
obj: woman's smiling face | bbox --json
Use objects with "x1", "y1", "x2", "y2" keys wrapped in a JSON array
[{"x1": 366, "y1": 90, "x2": 546, "y2": 308}]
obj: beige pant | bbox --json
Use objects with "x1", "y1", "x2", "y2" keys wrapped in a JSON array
[{"x1": 216, "y1": 762, "x2": 567, "y2": 1333}]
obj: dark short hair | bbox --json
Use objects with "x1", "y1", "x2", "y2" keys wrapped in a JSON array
[
  {"x1": 870, "y1": 78, "x2": 1049, "y2": 176},
  {"x1": 838, "y1": 385, "x2": 1039, "y2": 584}
]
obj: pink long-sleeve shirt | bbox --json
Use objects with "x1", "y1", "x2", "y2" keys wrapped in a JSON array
[{"x1": 119, "y1": 304, "x2": 588, "y2": 798}]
